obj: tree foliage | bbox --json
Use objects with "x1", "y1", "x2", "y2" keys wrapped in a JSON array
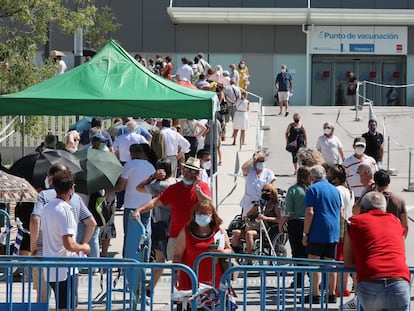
[{"x1": 0, "y1": 0, "x2": 121, "y2": 137}]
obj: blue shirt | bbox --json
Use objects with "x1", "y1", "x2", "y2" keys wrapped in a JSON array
[
  {"x1": 304, "y1": 179, "x2": 341, "y2": 243},
  {"x1": 275, "y1": 72, "x2": 292, "y2": 92}
]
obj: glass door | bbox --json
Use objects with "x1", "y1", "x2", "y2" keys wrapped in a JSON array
[{"x1": 311, "y1": 60, "x2": 333, "y2": 106}]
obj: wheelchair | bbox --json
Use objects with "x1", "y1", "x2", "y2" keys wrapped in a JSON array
[{"x1": 227, "y1": 188, "x2": 289, "y2": 264}]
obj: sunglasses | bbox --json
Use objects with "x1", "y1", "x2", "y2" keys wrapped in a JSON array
[
  {"x1": 183, "y1": 167, "x2": 199, "y2": 174},
  {"x1": 324, "y1": 127, "x2": 331, "y2": 129}
]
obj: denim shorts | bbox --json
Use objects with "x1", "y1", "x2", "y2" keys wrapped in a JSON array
[{"x1": 358, "y1": 279, "x2": 410, "y2": 311}]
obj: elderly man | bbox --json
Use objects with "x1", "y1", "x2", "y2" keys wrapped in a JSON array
[
  {"x1": 343, "y1": 137, "x2": 377, "y2": 200},
  {"x1": 344, "y1": 192, "x2": 410, "y2": 311},
  {"x1": 114, "y1": 120, "x2": 149, "y2": 164},
  {"x1": 315, "y1": 122, "x2": 345, "y2": 165},
  {"x1": 302, "y1": 165, "x2": 342, "y2": 305},
  {"x1": 132, "y1": 157, "x2": 211, "y2": 261}
]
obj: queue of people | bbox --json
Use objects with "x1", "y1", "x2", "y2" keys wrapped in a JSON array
[{"x1": 1, "y1": 59, "x2": 410, "y2": 311}]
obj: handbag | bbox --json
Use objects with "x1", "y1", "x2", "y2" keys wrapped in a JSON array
[
  {"x1": 219, "y1": 101, "x2": 229, "y2": 115},
  {"x1": 285, "y1": 138, "x2": 298, "y2": 152}
]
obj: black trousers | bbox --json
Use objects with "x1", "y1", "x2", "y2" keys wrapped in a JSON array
[
  {"x1": 184, "y1": 136, "x2": 198, "y2": 159},
  {"x1": 287, "y1": 218, "x2": 307, "y2": 285}
]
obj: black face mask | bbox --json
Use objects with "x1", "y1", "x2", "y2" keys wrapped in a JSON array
[
  {"x1": 261, "y1": 193, "x2": 271, "y2": 201},
  {"x1": 294, "y1": 119, "x2": 299, "y2": 123}
]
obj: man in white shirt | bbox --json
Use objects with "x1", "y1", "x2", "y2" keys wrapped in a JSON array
[
  {"x1": 229, "y1": 64, "x2": 240, "y2": 86},
  {"x1": 343, "y1": 137, "x2": 377, "y2": 199},
  {"x1": 113, "y1": 144, "x2": 156, "y2": 259},
  {"x1": 41, "y1": 170, "x2": 90, "y2": 311},
  {"x1": 175, "y1": 57, "x2": 193, "y2": 82},
  {"x1": 160, "y1": 119, "x2": 191, "y2": 177},
  {"x1": 316, "y1": 122, "x2": 345, "y2": 165},
  {"x1": 223, "y1": 78, "x2": 241, "y2": 122},
  {"x1": 114, "y1": 120, "x2": 149, "y2": 163}
]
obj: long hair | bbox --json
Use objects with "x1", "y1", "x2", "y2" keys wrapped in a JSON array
[
  {"x1": 296, "y1": 167, "x2": 311, "y2": 190},
  {"x1": 188, "y1": 200, "x2": 222, "y2": 233},
  {"x1": 328, "y1": 164, "x2": 353, "y2": 199},
  {"x1": 261, "y1": 184, "x2": 279, "y2": 206}
]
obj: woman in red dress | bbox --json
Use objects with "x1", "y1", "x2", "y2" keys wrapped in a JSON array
[{"x1": 173, "y1": 200, "x2": 232, "y2": 291}]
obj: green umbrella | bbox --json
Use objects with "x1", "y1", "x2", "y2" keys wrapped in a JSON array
[{"x1": 74, "y1": 149, "x2": 123, "y2": 195}]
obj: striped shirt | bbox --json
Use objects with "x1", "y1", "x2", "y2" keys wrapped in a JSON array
[
  {"x1": 32, "y1": 189, "x2": 92, "y2": 256},
  {"x1": 343, "y1": 154, "x2": 377, "y2": 198}
]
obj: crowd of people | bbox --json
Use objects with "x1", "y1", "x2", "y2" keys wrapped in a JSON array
[
  {"x1": 0, "y1": 50, "x2": 410, "y2": 310},
  {"x1": 229, "y1": 115, "x2": 409, "y2": 310}
]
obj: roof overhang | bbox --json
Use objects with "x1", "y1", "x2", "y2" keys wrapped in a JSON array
[{"x1": 167, "y1": 7, "x2": 414, "y2": 26}]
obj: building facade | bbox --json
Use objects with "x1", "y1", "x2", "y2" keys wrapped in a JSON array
[{"x1": 52, "y1": 0, "x2": 414, "y2": 106}]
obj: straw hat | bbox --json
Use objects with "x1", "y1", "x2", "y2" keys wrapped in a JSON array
[
  {"x1": 50, "y1": 50, "x2": 65, "y2": 58},
  {"x1": 181, "y1": 157, "x2": 202, "y2": 171}
]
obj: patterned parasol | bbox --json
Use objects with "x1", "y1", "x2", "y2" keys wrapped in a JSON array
[{"x1": 0, "y1": 170, "x2": 38, "y2": 204}]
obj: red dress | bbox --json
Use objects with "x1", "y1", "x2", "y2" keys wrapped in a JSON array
[{"x1": 178, "y1": 227, "x2": 224, "y2": 290}]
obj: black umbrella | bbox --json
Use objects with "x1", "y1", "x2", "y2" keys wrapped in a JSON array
[{"x1": 9, "y1": 149, "x2": 83, "y2": 190}]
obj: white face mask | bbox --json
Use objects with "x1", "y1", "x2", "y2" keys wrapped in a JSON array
[
  {"x1": 202, "y1": 160, "x2": 212, "y2": 170},
  {"x1": 323, "y1": 128, "x2": 331, "y2": 135},
  {"x1": 240, "y1": 64, "x2": 245, "y2": 68},
  {"x1": 195, "y1": 214, "x2": 211, "y2": 227},
  {"x1": 182, "y1": 177, "x2": 194, "y2": 185},
  {"x1": 281, "y1": 68, "x2": 286, "y2": 73},
  {"x1": 355, "y1": 146, "x2": 365, "y2": 155}
]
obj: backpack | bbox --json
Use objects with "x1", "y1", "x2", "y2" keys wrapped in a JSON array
[
  {"x1": 88, "y1": 192, "x2": 113, "y2": 227},
  {"x1": 150, "y1": 129, "x2": 166, "y2": 159}
]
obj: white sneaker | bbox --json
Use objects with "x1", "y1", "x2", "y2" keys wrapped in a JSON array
[{"x1": 342, "y1": 296, "x2": 358, "y2": 310}]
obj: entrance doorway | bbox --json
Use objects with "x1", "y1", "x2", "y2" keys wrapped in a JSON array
[{"x1": 311, "y1": 55, "x2": 406, "y2": 106}]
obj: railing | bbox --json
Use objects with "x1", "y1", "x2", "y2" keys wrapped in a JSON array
[
  {"x1": 0, "y1": 256, "x2": 198, "y2": 311},
  {"x1": 194, "y1": 252, "x2": 413, "y2": 311},
  {"x1": 0, "y1": 116, "x2": 113, "y2": 164}
]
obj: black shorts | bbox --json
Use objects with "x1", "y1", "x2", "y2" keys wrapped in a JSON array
[
  {"x1": 307, "y1": 242, "x2": 337, "y2": 260},
  {"x1": 50, "y1": 274, "x2": 78, "y2": 309},
  {"x1": 14, "y1": 202, "x2": 34, "y2": 252}
]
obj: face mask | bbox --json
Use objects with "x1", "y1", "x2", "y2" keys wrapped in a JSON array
[
  {"x1": 202, "y1": 160, "x2": 212, "y2": 170},
  {"x1": 261, "y1": 193, "x2": 271, "y2": 201},
  {"x1": 182, "y1": 177, "x2": 194, "y2": 185},
  {"x1": 281, "y1": 68, "x2": 286, "y2": 73},
  {"x1": 355, "y1": 147, "x2": 365, "y2": 155},
  {"x1": 240, "y1": 64, "x2": 245, "y2": 68},
  {"x1": 323, "y1": 128, "x2": 331, "y2": 135},
  {"x1": 255, "y1": 162, "x2": 265, "y2": 170},
  {"x1": 195, "y1": 214, "x2": 211, "y2": 227},
  {"x1": 294, "y1": 119, "x2": 300, "y2": 123},
  {"x1": 99, "y1": 143, "x2": 107, "y2": 150},
  {"x1": 369, "y1": 125, "x2": 376, "y2": 132}
]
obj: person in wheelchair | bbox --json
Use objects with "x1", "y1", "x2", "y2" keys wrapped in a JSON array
[{"x1": 231, "y1": 184, "x2": 281, "y2": 254}]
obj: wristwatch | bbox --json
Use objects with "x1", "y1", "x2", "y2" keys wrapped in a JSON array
[{"x1": 303, "y1": 232, "x2": 308, "y2": 237}]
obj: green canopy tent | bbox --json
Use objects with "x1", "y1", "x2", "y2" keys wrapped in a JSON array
[{"x1": 0, "y1": 40, "x2": 216, "y2": 119}]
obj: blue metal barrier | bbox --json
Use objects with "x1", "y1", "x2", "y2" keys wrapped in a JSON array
[
  {"x1": 195, "y1": 253, "x2": 413, "y2": 311},
  {"x1": 0, "y1": 256, "x2": 198, "y2": 311}
]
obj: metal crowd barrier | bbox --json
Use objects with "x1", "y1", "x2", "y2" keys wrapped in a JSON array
[
  {"x1": 0, "y1": 256, "x2": 198, "y2": 311},
  {"x1": 195, "y1": 253, "x2": 413, "y2": 311}
]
